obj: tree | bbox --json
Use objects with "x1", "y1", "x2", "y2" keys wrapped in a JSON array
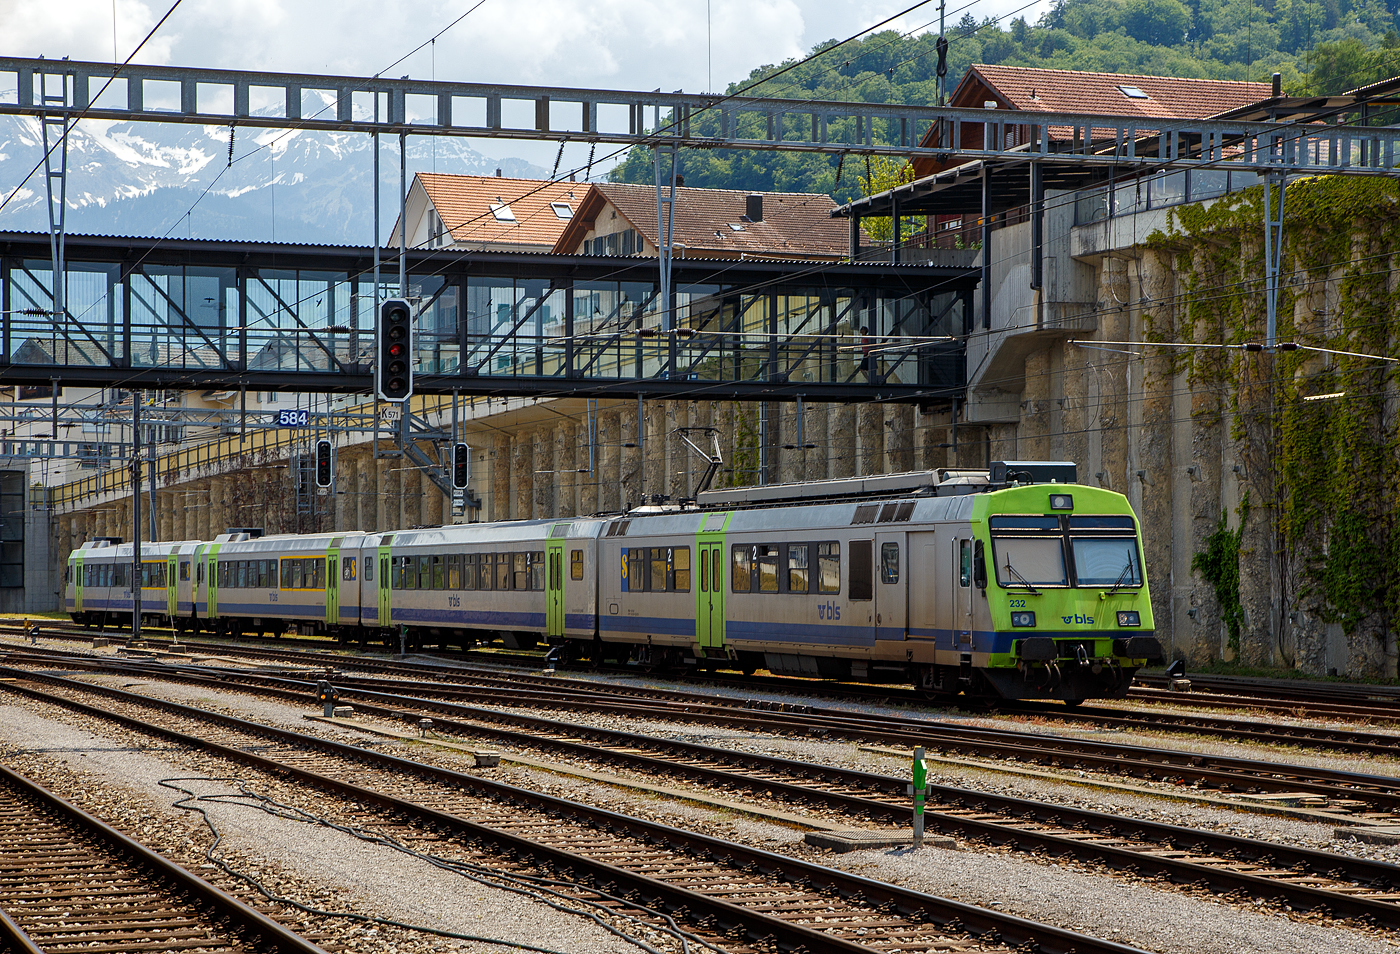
[
  {"x1": 857, "y1": 156, "x2": 917, "y2": 244},
  {"x1": 1308, "y1": 37, "x2": 1377, "y2": 92},
  {"x1": 1123, "y1": 0, "x2": 1191, "y2": 46}
]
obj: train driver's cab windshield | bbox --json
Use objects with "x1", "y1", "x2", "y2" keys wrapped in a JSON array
[
  {"x1": 1072, "y1": 537, "x2": 1141, "y2": 588},
  {"x1": 988, "y1": 515, "x2": 1140, "y2": 589}
]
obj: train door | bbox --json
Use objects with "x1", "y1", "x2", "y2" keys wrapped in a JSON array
[
  {"x1": 166, "y1": 547, "x2": 178, "y2": 620},
  {"x1": 74, "y1": 552, "x2": 84, "y2": 614},
  {"x1": 377, "y1": 534, "x2": 393, "y2": 629},
  {"x1": 696, "y1": 512, "x2": 730, "y2": 651},
  {"x1": 205, "y1": 544, "x2": 222, "y2": 622},
  {"x1": 848, "y1": 539, "x2": 875, "y2": 643},
  {"x1": 908, "y1": 531, "x2": 943, "y2": 640},
  {"x1": 546, "y1": 540, "x2": 565, "y2": 638},
  {"x1": 953, "y1": 536, "x2": 974, "y2": 648},
  {"x1": 874, "y1": 531, "x2": 906, "y2": 638},
  {"x1": 325, "y1": 539, "x2": 341, "y2": 627}
]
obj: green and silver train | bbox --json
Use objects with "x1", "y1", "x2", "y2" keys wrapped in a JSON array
[{"x1": 65, "y1": 460, "x2": 1161, "y2": 704}]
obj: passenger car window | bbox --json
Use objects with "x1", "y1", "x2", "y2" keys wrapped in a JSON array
[
  {"x1": 731, "y1": 545, "x2": 751, "y2": 593},
  {"x1": 755, "y1": 545, "x2": 778, "y2": 592},
  {"x1": 817, "y1": 542, "x2": 840, "y2": 594},
  {"x1": 849, "y1": 541, "x2": 873, "y2": 601},
  {"x1": 787, "y1": 544, "x2": 809, "y2": 594},
  {"x1": 570, "y1": 549, "x2": 583, "y2": 581},
  {"x1": 880, "y1": 542, "x2": 899, "y2": 584},
  {"x1": 672, "y1": 547, "x2": 690, "y2": 592}
]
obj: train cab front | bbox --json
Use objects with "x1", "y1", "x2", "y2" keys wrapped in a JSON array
[{"x1": 973, "y1": 471, "x2": 1162, "y2": 704}]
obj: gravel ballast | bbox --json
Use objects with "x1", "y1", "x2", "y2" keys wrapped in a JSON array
[
  {"x1": 0, "y1": 701, "x2": 645, "y2": 954},
  {"x1": 4, "y1": 668, "x2": 1399, "y2": 953}
]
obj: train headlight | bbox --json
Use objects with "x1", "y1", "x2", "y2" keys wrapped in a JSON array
[
  {"x1": 1049, "y1": 493, "x2": 1073, "y2": 510},
  {"x1": 1010, "y1": 610, "x2": 1036, "y2": 627},
  {"x1": 1116, "y1": 610, "x2": 1141, "y2": 627}
]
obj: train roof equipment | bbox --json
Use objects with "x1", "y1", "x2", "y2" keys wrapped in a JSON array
[{"x1": 694, "y1": 460, "x2": 1080, "y2": 510}]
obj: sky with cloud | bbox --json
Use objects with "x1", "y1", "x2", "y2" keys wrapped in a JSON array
[
  {"x1": 1, "y1": 0, "x2": 1051, "y2": 223},
  {"x1": 3, "y1": 0, "x2": 1050, "y2": 94}
]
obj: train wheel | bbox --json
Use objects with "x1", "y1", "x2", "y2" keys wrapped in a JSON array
[{"x1": 1062, "y1": 697, "x2": 1084, "y2": 708}]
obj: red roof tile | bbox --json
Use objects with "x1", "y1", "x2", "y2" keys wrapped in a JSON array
[
  {"x1": 418, "y1": 173, "x2": 585, "y2": 249},
  {"x1": 555, "y1": 183, "x2": 848, "y2": 259},
  {"x1": 912, "y1": 65, "x2": 1271, "y2": 176},
  {"x1": 953, "y1": 65, "x2": 1270, "y2": 121}
]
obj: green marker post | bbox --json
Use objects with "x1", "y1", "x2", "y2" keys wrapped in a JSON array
[{"x1": 908, "y1": 746, "x2": 930, "y2": 847}]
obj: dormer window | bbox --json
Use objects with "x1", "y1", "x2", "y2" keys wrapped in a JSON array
[
  {"x1": 550, "y1": 202, "x2": 573, "y2": 220},
  {"x1": 1118, "y1": 85, "x2": 1150, "y2": 100},
  {"x1": 489, "y1": 201, "x2": 516, "y2": 221}
]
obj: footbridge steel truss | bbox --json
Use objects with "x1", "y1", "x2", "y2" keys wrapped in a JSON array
[
  {"x1": 0, "y1": 233, "x2": 975, "y2": 403},
  {"x1": 5, "y1": 57, "x2": 1399, "y2": 171},
  {"x1": 6, "y1": 57, "x2": 1397, "y2": 399}
]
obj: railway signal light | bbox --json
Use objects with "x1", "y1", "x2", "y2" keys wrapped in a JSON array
[
  {"x1": 377, "y1": 298, "x2": 413, "y2": 403},
  {"x1": 452, "y1": 442, "x2": 470, "y2": 489},
  {"x1": 314, "y1": 439, "x2": 333, "y2": 487}
]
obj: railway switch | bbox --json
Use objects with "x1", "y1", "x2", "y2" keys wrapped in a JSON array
[{"x1": 315, "y1": 680, "x2": 341, "y2": 717}]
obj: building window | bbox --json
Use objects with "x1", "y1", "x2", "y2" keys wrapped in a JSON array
[
  {"x1": 489, "y1": 202, "x2": 516, "y2": 222},
  {"x1": 1117, "y1": 85, "x2": 1150, "y2": 99},
  {"x1": 0, "y1": 473, "x2": 25, "y2": 588},
  {"x1": 550, "y1": 202, "x2": 573, "y2": 219}
]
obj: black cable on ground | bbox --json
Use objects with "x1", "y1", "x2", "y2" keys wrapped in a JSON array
[{"x1": 160, "y1": 776, "x2": 727, "y2": 954}]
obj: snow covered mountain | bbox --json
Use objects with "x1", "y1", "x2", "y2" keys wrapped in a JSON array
[{"x1": 0, "y1": 112, "x2": 548, "y2": 246}]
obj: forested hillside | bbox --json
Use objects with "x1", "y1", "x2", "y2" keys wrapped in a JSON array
[{"x1": 611, "y1": 0, "x2": 1400, "y2": 199}]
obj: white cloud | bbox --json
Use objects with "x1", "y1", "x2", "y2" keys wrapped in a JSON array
[{"x1": 1, "y1": 1, "x2": 1050, "y2": 94}]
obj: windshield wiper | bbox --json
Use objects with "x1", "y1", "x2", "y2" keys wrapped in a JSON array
[
  {"x1": 1105, "y1": 559, "x2": 1137, "y2": 596},
  {"x1": 1002, "y1": 560, "x2": 1040, "y2": 595}
]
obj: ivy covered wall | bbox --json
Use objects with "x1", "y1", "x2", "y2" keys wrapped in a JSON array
[{"x1": 1148, "y1": 177, "x2": 1400, "y2": 678}]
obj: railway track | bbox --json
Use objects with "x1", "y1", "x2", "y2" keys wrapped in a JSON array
[
  {"x1": 0, "y1": 761, "x2": 326, "y2": 954},
  {"x1": 10, "y1": 662, "x2": 1400, "y2": 933},
  {"x1": 10, "y1": 623, "x2": 1400, "y2": 758},
  {"x1": 1133, "y1": 671, "x2": 1400, "y2": 707},
  {"x1": 0, "y1": 669, "x2": 1146, "y2": 954},
  {"x1": 9, "y1": 645, "x2": 1400, "y2": 819}
]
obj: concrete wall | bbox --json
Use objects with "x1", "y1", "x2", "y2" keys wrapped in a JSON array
[{"x1": 46, "y1": 394, "x2": 962, "y2": 613}]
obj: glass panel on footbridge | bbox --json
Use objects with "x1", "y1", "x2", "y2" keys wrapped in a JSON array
[
  {"x1": 411, "y1": 277, "x2": 459, "y2": 374},
  {"x1": 129, "y1": 265, "x2": 236, "y2": 370},
  {"x1": 569, "y1": 280, "x2": 655, "y2": 380},
  {"x1": 246, "y1": 269, "x2": 356, "y2": 374},
  {"x1": 11, "y1": 261, "x2": 122, "y2": 368}
]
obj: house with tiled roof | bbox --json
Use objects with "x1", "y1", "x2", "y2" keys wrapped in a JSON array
[
  {"x1": 553, "y1": 183, "x2": 849, "y2": 261},
  {"x1": 912, "y1": 65, "x2": 1271, "y2": 178},
  {"x1": 389, "y1": 173, "x2": 585, "y2": 253},
  {"x1": 906, "y1": 65, "x2": 1272, "y2": 248}
]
